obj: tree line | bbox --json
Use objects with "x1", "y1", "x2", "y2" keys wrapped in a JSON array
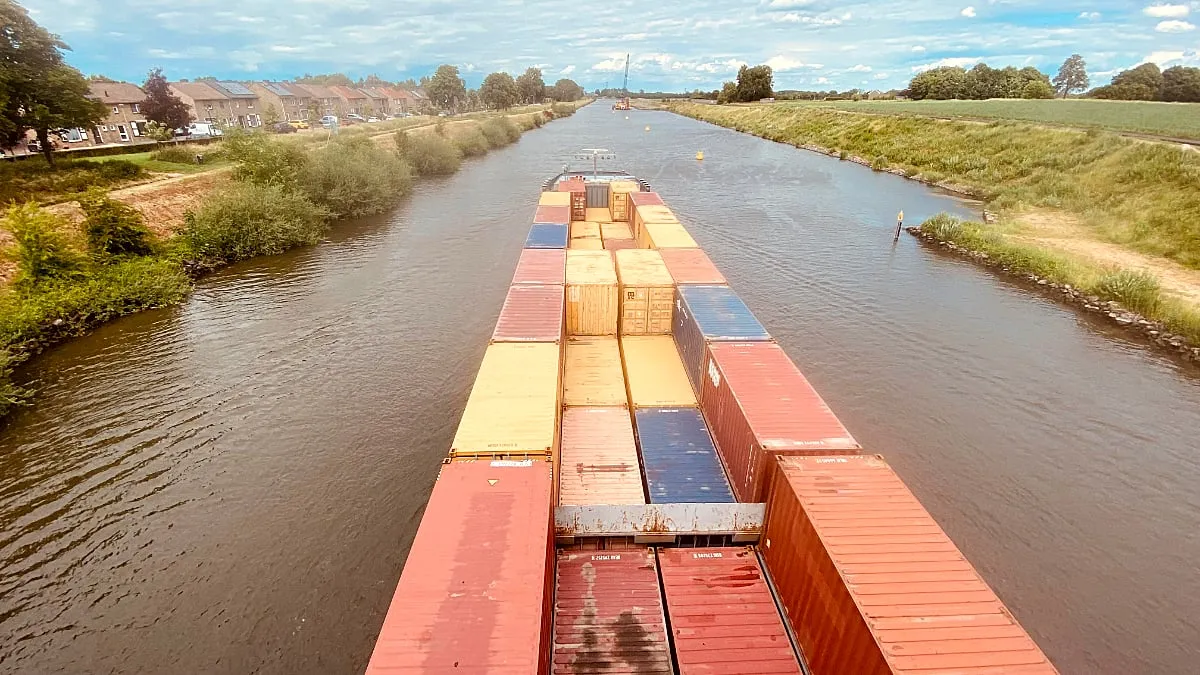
[{"x1": 906, "y1": 63, "x2": 1055, "y2": 100}]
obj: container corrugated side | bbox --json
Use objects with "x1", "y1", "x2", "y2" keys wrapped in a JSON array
[
  {"x1": 554, "y1": 549, "x2": 670, "y2": 673},
  {"x1": 763, "y1": 455, "x2": 1059, "y2": 675},
  {"x1": 702, "y1": 341, "x2": 860, "y2": 502},
  {"x1": 673, "y1": 285, "x2": 771, "y2": 395},
  {"x1": 632, "y1": 204, "x2": 679, "y2": 241},
  {"x1": 569, "y1": 238, "x2": 604, "y2": 251},
  {"x1": 657, "y1": 547, "x2": 802, "y2": 675},
  {"x1": 608, "y1": 180, "x2": 638, "y2": 222},
  {"x1": 638, "y1": 221, "x2": 699, "y2": 249},
  {"x1": 512, "y1": 248, "x2": 566, "y2": 285},
  {"x1": 570, "y1": 221, "x2": 602, "y2": 240},
  {"x1": 492, "y1": 284, "x2": 564, "y2": 343},
  {"x1": 615, "y1": 249, "x2": 674, "y2": 336},
  {"x1": 620, "y1": 336, "x2": 696, "y2": 408},
  {"x1": 563, "y1": 336, "x2": 627, "y2": 407},
  {"x1": 604, "y1": 238, "x2": 637, "y2": 251},
  {"x1": 535, "y1": 205, "x2": 571, "y2": 224},
  {"x1": 539, "y1": 191, "x2": 572, "y2": 207},
  {"x1": 527, "y1": 223, "x2": 569, "y2": 249},
  {"x1": 365, "y1": 460, "x2": 554, "y2": 674},
  {"x1": 635, "y1": 407, "x2": 734, "y2": 503},
  {"x1": 601, "y1": 222, "x2": 633, "y2": 241},
  {"x1": 450, "y1": 343, "x2": 561, "y2": 458},
  {"x1": 558, "y1": 407, "x2": 645, "y2": 506},
  {"x1": 584, "y1": 207, "x2": 612, "y2": 223},
  {"x1": 659, "y1": 248, "x2": 726, "y2": 285},
  {"x1": 628, "y1": 191, "x2": 665, "y2": 207},
  {"x1": 565, "y1": 250, "x2": 618, "y2": 336}
]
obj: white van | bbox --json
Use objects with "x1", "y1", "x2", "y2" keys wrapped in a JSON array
[{"x1": 185, "y1": 122, "x2": 224, "y2": 138}]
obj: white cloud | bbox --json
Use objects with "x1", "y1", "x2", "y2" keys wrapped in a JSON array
[
  {"x1": 911, "y1": 56, "x2": 982, "y2": 73},
  {"x1": 765, "y1": 0, "x2": 816, "y2": 7},
  {"x1": 590, "y1": 57, "x2": 627, "y2": 72},
  {"x1": 911, "y1": 45, "x2": 926, "y2": 53},
  {"x1": 1143, "y1": 4, "x2": 1190, "y2": 18},
  {"x1": 1140, "y1": 49, "x2": 1200, "y2": 66},
  {"x1": 816, "y1": 76, "x2": 830, "y2": 84},
  {"x1": 848, "y1": 64, "x2": 872, "y2": 72},
  {"x1": 873, "y1": 72, "x2": 890, "y2": 80},
  {"x1": 560, "y1": 65, "x2": 576, "y2": 75},
  {"x1": 775, "y1": 12, "x2": 844, "y2": 26},
  {"x1": 766, "y1": 55, "x2": 823, "y2": 71},
  {"x1": 1156, "y1": 19, "x2": 1196, "y2": 31},
  {"x1": 961, "y1": 6, "x2": 977, "y2": 18},
  {"x1": 1078, "y1": 11, "x2": 1101, "y2": 20}
]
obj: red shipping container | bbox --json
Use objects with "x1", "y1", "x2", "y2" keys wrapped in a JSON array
[
  {"x1": 553, "y1": 549, "x2": 672, "y2": 674},
  {"x1": 659, "y1": 248, "x2": 726, "y2": 285},
  {"x1": 701, "y1": 341, "x2": 860, "y2": 503},
  {"x1": 536, "y1": 205, "x2": 571, "y2": 224},
  {"x1": 657, "y1": 547, "x2": 802, "y2": 674},
  {"x1": 628, "y1": 191, "x2": 664, "y2": 207},
  {"x1": 513, "y1": 248, "x2": 566, "y2": 285},
  {"x1": 762, "y1": 455, "x2": 1059, "y2": 675},
  {"x1": 365, "y1": 460, "x2": 555, "y2": 674},
  {"x1": 492, "y1": 284, "x2": 564, "y2": 343},
  {"x1": 604, "y1": 238, "x2": 637, "y2": 251},
  {"x1": 556, "y1": 178, "x2": 586, "y2": 193}
]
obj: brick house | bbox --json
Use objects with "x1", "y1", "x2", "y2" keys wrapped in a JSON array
[
  {"x1": 360, "y1": 87, "x2": 390, "y2": 116},
  {"x1": 86, "y1": 82, "x2": 151, "y2": 145},
  {"x1": 169, "y1": 81, "x2": 261, "y2": 129},
  {"x1": 247, "y1": 82, "x2": 313, "y2": 122},
  {"x1": 291, "y1": 83, "x2": 341, "y2": 117},
  {"x1": 206, "y1": 81, "x2": 262, "y2": 127},
  {"x1": 330, "y1": 85, "x2": 369, "y2": 116}
]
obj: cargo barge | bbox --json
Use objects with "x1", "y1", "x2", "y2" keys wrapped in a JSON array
[{"x1": 365, "y1": 168, "x2": 1059, "y2": 673}]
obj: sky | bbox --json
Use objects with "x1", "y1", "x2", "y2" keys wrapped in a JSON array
[{"x1": 22, "y1": 0, "x2": 1200, "y2": 91}]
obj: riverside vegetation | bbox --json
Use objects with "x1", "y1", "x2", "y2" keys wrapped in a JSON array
[
  {"x1": 0, "y1": 103, "x2": 581, "y2": 418},
  {"x1": 671, "y1": 101, "x2": 1200, "y2": 345}
]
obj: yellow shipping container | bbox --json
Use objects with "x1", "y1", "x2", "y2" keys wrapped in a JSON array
[
  {"x1": 632, "y1": 204, "x2": 679, "y2": 240},
  {"x1": 570, "y1": 238, "x2": 604, "y2": 250},
  {"x1": 563, "y1": 337, "x2": 627, "y2": 406},
  {"x1": 601, "y1": 222, "x2": 633, "y2": 241},
  {"x1": 450, "y1": 342, "x2": 561, "y2": 458},
  {"x1": 566, "y1": 250, "x2": 618, "y2": 336},
  {"x1": 585, "y1": 207, "x2": 612, "y2": 223},
  {"x1": 570, "y1": 221, "x2": 602, "y2": 239},
  {"x1": 539, "y1": 191, "x2": 571, "y2": 206},
  {"x1": 609, "y1": 180, "x2": 638, "y2": 222},
  {"x1": 637, "y1": 221, "x2": 699, "y2": 249},
  {"x1": 614, "y1": 249, "x2": 674, "y2": 335},
  {"x1": 620, "y1": 336, "x2": 696, "y2": 407}
]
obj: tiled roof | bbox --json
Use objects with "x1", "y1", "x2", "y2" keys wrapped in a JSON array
[
  {"x1": 169, "y1": 81, "x2": 228, "y2": 100},
  {"x1": 330, "y1": 85, "x2": 368, "y2": 100},
  {"x1": 292, "y1": 83, "x2": 337, "y2": 99},
  {"x1": 87, "y1": 82, "x2": 146, "y2": 104}
]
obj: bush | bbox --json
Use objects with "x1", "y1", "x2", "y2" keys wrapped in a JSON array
[
  {"x1": 78, "y1": 188, "x2": 155, "y2": 258},
  {"x1": 480, "y1": 117, "x2": 521, "y2": 148},
  {"x1": 552, "y1": 103, "x2": 576, "y2": 118},
  {"x1": 180, "y1": 182, "x2": 329, "y2": 268},
  {"x1": 149, "y1": 144, "x2": 200, "y2": 164},
  {"x1": 1094, "y1": 269, "x2": 1161, "y2": 314},
  {"x1": 2, "y1": 203, "x2": 86, "y2": 287},
  {"x1": 0, "y1": 158, "x2": 149, "y2": 203},
  {"x1": 222, "y1": 130, "x2": 309, "y2": 187},
  {"x1": 400, "y1": 132, "x2": 462, "y2": 176},
  {"x1": 299, "y1": 136, "x2": 414, "y2": 219},
  {"x1": 0, "y1": 348, "x2": 29, "y2": 419},
  {"x1": 453, "y1": 125, "x2": 490, "y2": 157}
]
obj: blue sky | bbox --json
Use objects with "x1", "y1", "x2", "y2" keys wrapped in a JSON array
[{"x1": 23, "y1": 0, "x2": 1200, "y2": 91}]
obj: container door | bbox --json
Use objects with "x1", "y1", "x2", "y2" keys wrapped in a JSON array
[{"x1": 586, "y1": 183, "x2": 609, "y2": 209}]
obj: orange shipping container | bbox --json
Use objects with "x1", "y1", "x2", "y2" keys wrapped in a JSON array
[
  {"x1": 563, "y1": 337, "x2": 627, "y2": 407},
  {"x1": 659, "y1": 248, "x2": 725, "y2": 285},
  {"x1": 637, "y1": 221, "x2": 698, "y2": 249},
  {"x1": 604, "y1": 238, "x2": 637, "y2": 251},
  {"x1": 614, "y1": 249, "x2": 674, "y2": 335},
  {"x1": 584, "y1": 207, "x2": 612, "y2": 223},
  {"x1": 565, "y1": 250, "x2": 618, "y2": 336},
  {"x1": 450, "y1": 343, "x2": 561, "y2": 459},
  {"x1": 570, "y1": 221, "x2": 601, "y2": 240},
  {"x1": 569, "y1": 238, "x2": 604, "y2": 250},
  {"x1": 763, "y1": 455, "x2": 1059, "y2": 675},
  {"x1": 558, "y1": 407, "x2": 645, "y2": 505},
  {"x1": 538, "y1": 191, "x2": 571, "y2": 207},
  {"x1": 632, "y1": 204, "x2": 680, "y2": 240},
  {"x1": 601, "y1": 222, "x2": 633, "y2": 242},
  {"x1": 608, "y1": 180, "x2": 639, "y2": 222},
  {"x1": 620, "y1": 336, "x2": 695, "y2": 407}
]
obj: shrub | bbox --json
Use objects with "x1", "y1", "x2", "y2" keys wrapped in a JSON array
[
  {"x1": 90, "y1": 160, "x2": 143, "y2": 182},
  {"x1": 0, "y1": 348, "x2": 29, "y2": 419},
  {"x1": 222, "y1": 130, "x2": 309, "y2": 187},
  {"x1": 180, "y1": 182, "x2": 329, "y2": 268},
  {"x1": 1093, "y1": 269, "x2": 1162, "y2": 314},
  {"x1": 78, "y1": 188, "x2": 155, "y2": 258},
  {"x1": 299, "y1": 136, "x2": 414, "y2": 219},
  {"x1": 400, "y1": 133, "x2": 462, "y2": 176},
  {"x1": 2, "y1": 203, "x2": 86, "y2": 286},
  {"x1": 551, "y1": 103, "x2": 575, "y2": 117},
  {"x1": 149, "y1": 144, "x2": 200, "y2": 164},
  {"x1": 0, "y1": 157, "x2": 148, "y2": 203},
  {"x1": 453, "y1": 125, "x2": 490, "y2": 157},
  {"x1": 480, "y1": 117, "x2": 521, "y2": 147}
]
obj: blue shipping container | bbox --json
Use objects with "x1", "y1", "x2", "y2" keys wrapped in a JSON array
[
  {"x1": 525, "y1": 223, "x2": 569, "y2": 249},
  {"x1": 672, "y1": 285, "x2": 771, "y2": 394},
  {"x1": 635, "y1": 407, "x2": 735, "y2": 504}
]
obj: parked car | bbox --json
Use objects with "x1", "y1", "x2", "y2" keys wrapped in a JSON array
[
  {"x1": 182, "y1": 122, "x2": 224, "y2": 138},
  {"x1": 270, "y1": 122, "x2": 297, "y2": 134},
  {"x1": 345, "y1": 113, "x2": 366, "y2": 123},
  {"x1": 287, "y1": 119, "x2": 310, "y2": 130},
  {"x1": 367, "y1": 116, "x2": 381, "y2": 123},
  {"x1": 319, "y1": 115, "x2": 338, "y2": 128}
]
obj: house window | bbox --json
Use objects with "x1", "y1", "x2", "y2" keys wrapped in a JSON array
[
  {"x1": 206, "y1": 103, "x2": 213, "y2": 110},
  {"x1": 112, "y1": 106, "x2": 119, "y2": 114},
  {"x1": 131, "y1": 103, "x2": 140, "y2": 113},
  {"x1": 246, "y1": 101, "x2": 253, "y2": 109}
]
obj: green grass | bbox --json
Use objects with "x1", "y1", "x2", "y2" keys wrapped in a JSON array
[
  {"x1": 776, "y1": 98, "x2": 1200, "y2": 140},
  {"x1": 88, "y1": 149, "x2": 228, "y2": 174}
]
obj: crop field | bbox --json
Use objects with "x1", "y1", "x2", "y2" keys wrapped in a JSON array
[{"x1": 777, "y1": 98, "x2": 1200, "y2": 140}]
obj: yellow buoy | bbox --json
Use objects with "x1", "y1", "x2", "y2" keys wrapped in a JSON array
[{"x1": 696, "y1": 151, "x2": 704, "y2": 161}]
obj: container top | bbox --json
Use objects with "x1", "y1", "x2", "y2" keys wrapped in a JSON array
[
  {"x1": 563, "y1": 337, "x2": 627, "y2": 407},
  {"x1": 659, "y1": 248, "x2": 725, "y2": 285},
  {"x1": 566, "y1": 250, "x2": 617, "y2": 285},
  {"x1": 621, "y1": 336, "x2": 696, "y2": 408},
  {"x1": 615, "y1": 249, "x2": 673, "y2": 286},
  {"x1": 629, "y1": 191, "x2": 665, "y2": 206},
  {"x1": 635, "y1": 407, "x2": 735, "y2": 503},
  {"x1": 643, "y1": 221, "x2": 699, "y2": 249},
  {"x1": 526, "y1": 223, "x2": 569, "y2": 249},
  {"x1": 492, "y1": 284, "x2": 564, "y2": 343},
  {"x1": 774, "y1": 455, "x2": 1059, "y2": 674},
  {"x1": 570, "y1": 238, "x2": 604, "y2": 251},
  {"x1": 559, "y1": 407, "x2": 646, "y2": 506},
  {"x1": 604, "y1": 239, "x2": 637, "y2": 251},
  {"x1": 609, "y1": 180, "x2": 640, "y2": 194},
  {"x1": 535, "y1": 204, "x2": 571, "y2": 224},
  {"x1": 556, "y1": 178, "x2": 586, "y2": 193},
  {"x1": 450, "y1": 343, "x2": 560, "y2": 457},
  {"x1": 584, "y1": 207, "x2": 612, "y2": 222},
  {"x1": 708, "y1": 341, "x2": 858, "y2": 450},
  {"x1": 678, "y1": 285, "x2": 770, "y2": 340},
  {"x1": 512, "y1": 248, "x2": 566, "y2": 284},
  {"x1": 570, "y1": 221, "x2": 601, "y2": 239},
  {"x1": 364, "y1": 460, "x2": 552, "y2": 674},
  {"x1": 538, "y1": 191, "x2": 571, "y2": 207},
  {"x1": 634, "y1": 204, "x2": 678, "y2": 224},
  {"x1": 601, "y1": 222, "x2": 633, "y2": 240},
  {"x1": 657, "y1": 547, "x2": 802, "y2": 674}
]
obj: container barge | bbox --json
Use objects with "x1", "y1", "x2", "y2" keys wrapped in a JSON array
[{"x1": 364, "y1": 168, "x2": 1059, "y2": 674}]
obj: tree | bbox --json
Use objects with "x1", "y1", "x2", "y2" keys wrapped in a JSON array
[
  {"x1": 87, "y1": 74, "x2": 117, "y2": 83},
  {"x1": 1094, "y1": 62, "x2": 1163, "y2": 101},
  {"x1": 907, "y1": 66, "x2": 968, "y2": 100},
  {"x1": 262, "y1": 104, "x2": 280, "y2": 125},
  {"x1": 296, "y1": 73, "x2": 354, "y2": 87},
  {"x1": 1053, "y1": 54, "x2": 1089, "y2": 98},
  {"x1": 1160, "y1": 66, "x2": 1200, "y2": 103},
  {"x1": 550, "y1": 79, "x2": 584, "y2": 102},
  {"x1": 360, "y1": 74, "x2": 392, "y2": 88},
  {"x1": 1022, "y1": 80, "x2": 1055, "y2": 99},
  {"x1": 426, "y1": 64, "x2": 466, "y2": 111},
  {"x1": 717, "y1": 82, "x2": 737, "y2": 104},
  {"x1": 141, "y1": 67, "x2": 191, "y2": 131},
  {"x1": 516, "y1": 67, "x2": 545, "y2": 104},
  {"x1": 144, "y1": 121, "x2": 174, "y2": 141},
  {"x1": 480, "y1": 72, "x2": 519, "y2": 109},
  {"x1": 734, "y1": 65, "x2": 773, "y2": 102}
]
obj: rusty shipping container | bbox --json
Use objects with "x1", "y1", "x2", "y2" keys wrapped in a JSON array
[
  {"x1": 553, "y1": 549, "x2": 670, "y2": 673},
  {"x1": 673, "y1": 285, "x2": 771, "y2": 395},
  {"x1": 365, "y1": 460, "x2": 554, "y2": 674},
  {"x1": 657, "y1": 547, "x2": 803, "y2": 674},
  {"x1": 702, "y1": 341, "x2": 860, "y2": 502},
  {"x1": 556, "y1": 177, "x2": 586, "y2": 193},
  {"x1": 659, "y1": 248, "x2": 726, "y2": 285},
  {"x1": 512, "y1": 248, "x2": 566, "y2": 285},
  {"x1": 614, "y1": 249, "x2": 674, "y2": 336},
  {"x1": 492, "y1": 284, "x2": 564, "y2": 343},
  {"x1": 604, "y1": 238, "x2": 637, "y2": 251},
  {"x1": 450, "y1": 342, "x2": 561, "y2": 459},
  {"x1": 558, "y1": 407, "x2": 646, "y2": 506},
  {"x1": 539, "y1": 191, "x2": 572, "y2": 207},
  {"x1": 565, "y1": 250, "x2": 619, "y2": 336},
  {"x1": 535, "y1": 204, "x2": 571, "y2": 225},
  {"x1": 563, "y1": 336, "x2": 627, "y2": 407},
  {"x1": 637, "y1": 221, "x2": 699, "y2": 249},
  {"x1": 628, "y1": 191, "x2": 665, "y2": 207},
  {"x1": 762, "y1": 455, "x2": 1059, "y2": 675},
  {"x1": 621, "y1": 336, "x2": 696, "y2": 408}
]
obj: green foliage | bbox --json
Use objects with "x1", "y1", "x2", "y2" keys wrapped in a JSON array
[
  {"x1": 426, "y1": 64, "x2": 467, "y2": 110},
  {"x1": 148, "y1": 144, "x2": 200, "y2": 163},
  {"x1": 141, "y1": 67, "x2": 192, "y2": 129},
  {"x1": 551, "y1": 103, "x2": 576, "y2": 118},
  {"x1": 2, "y1": 202, "x2": 85, "y2": 286},
  {"x1": 1053, "y1": 55, "x2": 1089, "y2": 97},
  {"x1": 480, "y1": 116, "x2": 521, "y2": 147},
  {"x1": 298, "y1": 136, "x2": 413, "y2": 219},
  {"x1": 480, "y1": 72, "x2": 520, "y2": 110},
  {"x1": 1022, "y1": 80, "x2": 1055, "y2": 100},
  {"x1": 1094, "y1": 270, "x2": 1161, "y2": 314},
  {"x1": 144, "y1": 120, "x2": 175, "y2": 142},
  {"x1": 908, "y1": 63, "x2": 1051, "y2": 100},
  {"x1": 717, "y1": 82, "x2": 737, "y2": 104},
  {"x1": 78, "y1": 188, "x2": 154, "y2": 258},
  {"x1": 733, "y1": 65, "x2": 774, "y2": 102},
  {"x1": 400, "y1": 132, "x2": 462, "y2": 175},
  {"x1": 295, "y1": 72, "x2": 354, "y2": 87},
  {"x1": 0, "y1": 347, "x2": 30, "y2": 418},
  {"x1": 1160, "y1": 66, "x2": 1200, "y2": 103},
  {"x1": 550, "y1": 79, "x2": 584, "y2": 102},
  {"x1": 0, "y1": 156, "x2": 147, "y2": 203},
  {"x1": 222, "y1": 130, "x2": 309, "y2": 187},
  {"x1": 180, "y1": 182, "x2": 329, "y2": 268},
  {"x1": 516, "y1": 68, "x2": 546, "y2": 104},
  {"x1": 453, "y1": 124, "x2": 490, "y2": 157}
]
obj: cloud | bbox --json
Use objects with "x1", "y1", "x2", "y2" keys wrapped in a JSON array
[
  {"x1": 848, "y1": 64, "x2": 872, "y2": 72},
  {"x1": 775, "y1": 13, "x2": 844, "y2": 26},
  {"x1": 1078, "y1": 12, "x2": 1101, "y2": 20},
  {"x1": 961, "y1": 7, "x2": 977, "y2": 18},
  {"x1": 1143, "y1": 4, "x2": 1190, "y2": 18},
  {"x1": 1156, "y1": 19, "x2": 1196, "y2": 31},
  {"x1": 816, "y1": 76, "x2": 830, "y2": 84},
  {"x1": 765, "y1": 0, "x2": 816, "y2": 7},
  {"x1": 911, "y1": 45, "x2": 927, "y2": 53},
  {"x1": 1140, "y1": 49, "x2": 1200, "y2": 66},
  {"x1": 766, "y1": 55, "x2": 823, "y2": 71},
  {"x1": 559, "y1": 65, "x2": 576, "y2": 75},
  {"x1": 873, "y1": 72, "x2": 890, "y2": 79},
  {"x1": 912, "y1": 56, "x2": 982, "y2": 73}
]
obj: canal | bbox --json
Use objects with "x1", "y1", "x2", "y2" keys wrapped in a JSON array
[{"x1": 2, "y1": 102, "x2": 1198, "y2": 674}]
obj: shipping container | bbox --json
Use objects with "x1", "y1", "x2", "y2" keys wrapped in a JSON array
[
  {"x1": 512, "y1": 248, "x2": 566, "y2": 285},
  {"x1": 601, "y1": 222, "x2": 633, "y2": 241},
  {"x1": 628, "y1": 191, "x2": 665, "y2": 207},
  {"x1": 620, "y1": 336, "x2": 696, "y2": 408},
  {"x1": 365, "y1": 460, "x2": 554, "y2": 674},
  {"x1": 451, "y1": 342, "x2": 561, "y2": 458},
  {"x1": 569, "y1": 221, "x2": 601, "y2": 240},
  {"x1": 570, "y1": 238, "x2": 604, "y2": 250},
  {"x1": 614, "y1": 249, "x2": 674, "y2": 336},
  {"x1": 558, "y1": 407, "x2": 645, "y2": 506},
  {"x1": 762, "y1": 455, "x2": 1059, "y2": 675},
  {"x1": 565, "y1": 250, "x2": 618, "y2": 336},
  {"x1": 659, "y1": 248, "x2": 726, "y2": 285},
  {"x1": 585, "y1": 184, "x2": 609, "y2": 210},
  {"x1": 674, "y1": 285, "x2": 771, "y2": 394},
  {"x1": 492, "y1": 284, "x2": 565, "y2": 343},
  {"x1": 557, "y1": 177, "x2": 586, "y2": 193},
  {"x1": 539, "y1": 191, "x2": 572, "y2": 207},
  {"x1": 632, "y1": 204, "x2": 679, "y2": 240},
  {"x1": 608, "y1": 180, "x2": 639, "y2": 222},
  {"x1": 554, "y1": 549, "x2": 670, "y2": 673},
  {"x1": 563, "y1": 336, "x2": 627, "y2": 407},
  {"x1": 635, "y1": 407, "x2": 734, "y2": 503},
  {"x1": 637, "y1": 221, "x2": 699, "y2": 249},
  {"x1": 604, "y1": 238, "x2": 637, "y2": 251},
  {"x1": 657, "y1": 547, "x2": 802, "y2": 675},
  {"x1": 535, "y1": 205, "x2": 571, "y2": 224},
  {"x1": 527, "y1": 223, "x2": 569, "y2": 249},
  {"x1": 584, "y1": 207, "x2": 612, "y2": 223},
  {"x1": 702, "y1": 341, "x2": 860, "y2": 502}
]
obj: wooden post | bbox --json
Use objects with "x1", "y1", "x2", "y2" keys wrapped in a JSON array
[{"x1": 892, "y1": 210, "x2": 904, "y2": 243}]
